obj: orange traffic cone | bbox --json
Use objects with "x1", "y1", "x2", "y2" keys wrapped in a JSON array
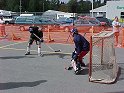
[
  {"x1": 11, "y1": 32, "x2": 21, "y2": 40},
  {"x1": 47, "y1": 25, "x2": 54, "y2": 42},
  {"x1": 0, "y1": 24, "x2": 6, "y2": 37}
]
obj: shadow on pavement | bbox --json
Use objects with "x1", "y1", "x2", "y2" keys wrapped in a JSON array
[
  {"x1": 105, "y1": 91, "x2": 124, "y2": 93},
  {"x1": 42, "y1": 53, "x2": 71, "y2": 59},
  {"x1": 117, "y1": 63, "x2": 124, "y2": 81},
  {"x1": 0, "y1": 80, "x2": 47, "y2": 90},
  {"x1": 76, "y1": 68, "x2": 89, "y2": 75},
  {"x1": 0, "y1": 56, "x2": 36, "y2": 59}
]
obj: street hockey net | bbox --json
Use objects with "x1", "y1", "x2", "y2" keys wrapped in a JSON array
[{"x1": 89, "y1": 31, "x2": 119, "y2": 84}]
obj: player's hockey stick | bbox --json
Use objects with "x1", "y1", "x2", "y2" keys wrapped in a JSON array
[{"x1": 33, "y1": 33, "x2": 61, "y2": 52}]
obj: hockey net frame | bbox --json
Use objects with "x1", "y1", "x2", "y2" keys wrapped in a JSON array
[{"x1": 89, "y1": 31, "x2": 119, "y2": 84}]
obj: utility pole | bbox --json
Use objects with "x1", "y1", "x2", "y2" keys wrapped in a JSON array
[
  {"x1": 43, "y1": 2, "x2": 44, "y2": 12},
  {"x1": 91, "y1": 0, "x2": 93, "y2": 17},
  {"x1": 19, "y1": 0, "x2": 21, "y2": 14}
]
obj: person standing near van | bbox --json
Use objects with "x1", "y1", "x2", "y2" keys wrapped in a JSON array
[
  {"x1": 112, "y1": 16, "x2": 121, "y2": 47},
  {"x1": 0, "y1": 17, "x2": 4, "y2": 24}
]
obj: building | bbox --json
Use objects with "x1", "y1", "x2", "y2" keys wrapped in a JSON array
[{"x1": 90, "y1": 1, "x2": 124, "y2": 19}]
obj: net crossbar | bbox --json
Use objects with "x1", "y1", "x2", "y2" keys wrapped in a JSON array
[{"x1": 89, "y1": 31, "x2": 119, "y2": 84}]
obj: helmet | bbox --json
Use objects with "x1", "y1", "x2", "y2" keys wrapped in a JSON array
[
  {"x1": 71, "y1": 28, "x2": 78, "y2": 34},
  {"x1": 29, "y1": 26, "x2": 39, "y2": 33}
]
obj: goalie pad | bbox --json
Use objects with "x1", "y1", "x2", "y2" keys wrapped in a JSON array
[{"x1": 71, "y1": 59, "x2": 77, "y2": 71}]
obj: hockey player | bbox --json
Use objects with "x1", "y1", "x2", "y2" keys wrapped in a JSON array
[
  {"x1": 25, "y1": 25, "x2": 43, "y2": 56},
  {"x1": 68, "y1": 28, "x2": 90, "y2": 74}
]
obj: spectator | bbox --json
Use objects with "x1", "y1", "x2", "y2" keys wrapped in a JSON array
[
  {"x1": 112, "y1": 16, "x2": 121, "y2": 47},
  {"x1": 0, "y1": 17, "x2": 4, "y2": 24}
]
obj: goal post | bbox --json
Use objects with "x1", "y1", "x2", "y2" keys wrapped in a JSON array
[{"x1": 89, "y1": 31, "x2": 119, "y2": 84}]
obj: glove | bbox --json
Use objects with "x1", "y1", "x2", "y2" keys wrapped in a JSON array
[
  {"x1": 40, "y1": 39, "x2": 44, "y2": 42},
  {"x1": 74, "y1": 54, "x2": 79, "y2": 61},
  {"x1": 72, "y1": 51, "x2": 76, "y2": 58},
  {"x1": 40, "y1": 38, "x2": 44, "y2": 42}
]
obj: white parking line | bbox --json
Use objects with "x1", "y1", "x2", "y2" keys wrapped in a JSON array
[
  {"x1": 0, "y1": 41, "x2": 73, "y2": 55},
  {"x1": 0, "y1": 41, "x2": 27, "y2": 48},
  {"x1": 0, "y1": 47, "x2": 72, "y2": 55}
]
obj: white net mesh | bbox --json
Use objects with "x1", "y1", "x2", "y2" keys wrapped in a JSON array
[{"x1": 89, "y1": 31, "x2": 119, "y2": 84}]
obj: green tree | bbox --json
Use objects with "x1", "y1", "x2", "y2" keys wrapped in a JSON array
[
  {"x1": 35, "y1": 0, "x2": 41, "y2": 12},
  {"x1": 5, "y1": 0, "x2": 18, "y2": 11},
  {"x1": 50, "y1": 0, "x2": 60, "y2": 10},
  {"x1": 83, "y1": 1, "x2": 91, "y2": 13},
  {"x1": 39, "y1": 0, "x2": 47, "y2": 12},
  {"x1": 0, "y1": 0, "x2": 105, "y2": 14},
  {"x1": 0, "y1": 0, "x2": 6, "y2": 9},
  {"x1": 68, "y1": 0, "x2": 78, "y2": 13},
  {"x1": 21, "y1": 0, "x2": 30, "y2": 12},
  {"x1": 44, "y1": 0, "x2": 51, "y2": 11},
  {"x1": 28, "y1": 0, "x2": 36, "y2": 12},
  {"x1": 13, "y1": 0, "x2": 19, "y2": 12},
  {"x1": 59, "y1": 3, "x2": 68, "y2": 12}
]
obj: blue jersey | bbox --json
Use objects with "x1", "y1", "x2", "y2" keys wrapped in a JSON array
[{"x1": 73, "y1": 34, "x2": 90, "y2": 55}]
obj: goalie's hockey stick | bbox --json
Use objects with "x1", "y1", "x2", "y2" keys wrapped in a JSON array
[{"x1": 33, "y1": 33, "x2": 61, "y2": 52}]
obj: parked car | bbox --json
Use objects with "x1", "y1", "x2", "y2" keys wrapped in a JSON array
[
  {"x1": 0, "y1": 16, "x2": 15, "y2": 24},
  {"x1": 55, "y1": 17, "x2": 73, "y2": 24},
  {"x1": 58, "y1": 16, "x2": 108, "y2": 33},
  {"x1": 96, "y1": 16, "x2": 112, "y2": 26},
  {"x1": 15, "y1": 16, "x2": 61, "y2": 32},
  {"x1": 15, "y1": 16, "x2": 60, "y2": 25}
]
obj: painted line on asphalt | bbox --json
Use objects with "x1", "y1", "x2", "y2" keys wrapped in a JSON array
[
  {"x1": 0, "y1": 41, "x2": 73, "y2": 55},
  {"x1": 0, "y1": 47, "x2": 72, "y2": 55},
  {"x1": 0, "y1": 41, "x2": 27, "y2": 48}
]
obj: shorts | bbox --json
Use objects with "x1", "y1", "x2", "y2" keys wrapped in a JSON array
[
  {"x1": 28, "y1": 38, "x2": 41, "y2": 45},
  {"x1": 114, "y1": 32, "x2": 119, "y2": 37}
]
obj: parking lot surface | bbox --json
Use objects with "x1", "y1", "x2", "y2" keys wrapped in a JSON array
[{"x1": 0, "y1": 40, "x2": 124, "y2": 93}]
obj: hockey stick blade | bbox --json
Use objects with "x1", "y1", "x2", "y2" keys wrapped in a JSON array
[{"x1": 54, "y1": 50, "x2": 61, "y2": 52}]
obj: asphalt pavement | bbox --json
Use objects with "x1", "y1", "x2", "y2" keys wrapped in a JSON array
[{"x1": 0, "y1": 39, "x2": 124, "y2": 93}]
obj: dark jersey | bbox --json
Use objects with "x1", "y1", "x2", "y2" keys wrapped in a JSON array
[
  {"x1": 73, "y1": 34, "x2": 90, "y2": 55},
  {"x1": 30, "y1": 31, "x2": 43, "y2": 40},
  {"x1": 29, "y1": 26, "x2": 43, "y2": 40}
]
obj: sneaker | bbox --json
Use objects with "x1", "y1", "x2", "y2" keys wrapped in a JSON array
[
  {"x1": 80, "y1": 62, "x2": 86, "y2": 67},
  {"x1": 67, "y1": 66, "x2": 73, "y2": 70},
  {"x1": 25, "y1": 52, "x2": 30, "y2": 55},
  {"x1": 75, "y1": 70, "x2": 80, "y2": 75}
]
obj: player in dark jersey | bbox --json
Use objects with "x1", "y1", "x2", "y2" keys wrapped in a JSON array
[
  {"x1": 69, "y1": 28, "x2": 90, "y2": 74},
  {"x1": 25, "y1": 25, "x2": 43, "y2": 56}
]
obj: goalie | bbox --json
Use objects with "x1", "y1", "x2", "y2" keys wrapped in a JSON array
[
  {"x1": 68, "y1": 28, "x2": 90, "y2": 74},
  {"x1": 25, "y1": 25, "x2": 43, "y2": 56}
]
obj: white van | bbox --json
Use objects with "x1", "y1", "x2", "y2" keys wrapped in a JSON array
[
  {"x1": 3, "y1": 16, "x2": 14, "y2": 24},
  {"x1": 0, "y1": 10, "x2": 14, "y2": 24}
]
